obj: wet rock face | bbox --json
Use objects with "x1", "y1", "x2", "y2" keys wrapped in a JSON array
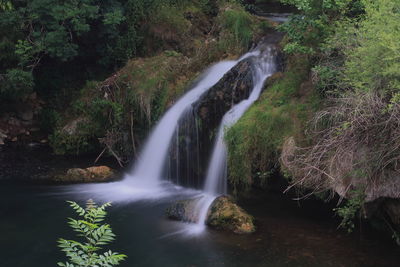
[
  {"x1": 168, "y1": 58, "x2": 255, "y2": 185},
  {"x1": 383, "y1": 199, "x2": 400, "y2": 229},
  {"x1": 54, "y1": 166, "x2": 115, "y2": 183},
  {"x1": 166, "y1": 198, "x2": 201, "y2": 222},
  {"x1": 207, "y1": 196, "x2": 255, "y2": 234},
  {"x1": 166, "y1": 195, "x2": 255, "y2": 234},
  {"x1": 195, "y1": 59, "x2": 254, "y2": 132}
]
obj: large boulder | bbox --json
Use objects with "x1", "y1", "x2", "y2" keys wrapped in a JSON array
[
  {"x1": 206, "y1": 196, "x2": 255, "y2": 234},
  {"x1": 54, "y1": 166, "x2": 115, "y2": 183},
  {"x1": 166, "y1": 195, "x2": 255, "y2": 234}
]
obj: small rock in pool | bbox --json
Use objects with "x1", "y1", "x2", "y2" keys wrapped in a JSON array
[
  {"x1": 54, "y1": 166, "x2": 115, "y2": 183},
  {"x1": 166, "y1": 195, "x2": 255, "y2": 234}
]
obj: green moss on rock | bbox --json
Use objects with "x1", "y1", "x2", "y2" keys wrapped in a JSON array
[
  {"x1": 207, "y1": 195, "x2": 255, "y2": 234},
  {"x1": 225, "y1": 54, "x2": 320, "y2": 190},
  {"x1": 54, "y1": 166, "x2": 115, "y2": 183}
]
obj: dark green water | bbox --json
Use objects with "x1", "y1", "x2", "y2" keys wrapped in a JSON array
[{"x1": 1, "y1": 146, "x2": 399, "y2": 267}]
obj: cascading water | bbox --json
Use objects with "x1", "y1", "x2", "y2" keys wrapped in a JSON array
[
  {"x1": 124, "y1": 61, "x2": 237, "y2": 187},
  {"x1": 65, "y1": 39, "x2": 277, "y2": 230},
  {"x1": 125, "y1": 51, "x2": 260, "y2": 188},
  {"x1": 165, "y1": 108, "x2": 202, "y2": 188},
  {"x1": 190, "y1": 43, "x2": 278, "y2": 233},
  {"x1": 66, "y1": 49, "x2": 262, "y2": 203}
]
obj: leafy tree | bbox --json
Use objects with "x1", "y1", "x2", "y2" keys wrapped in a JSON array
[
  {"x1": 57, "y1": 200, "x2": 126, "y2": 267},
  {"x1": 278, "y1": 0, "x2": 364, "y2": 54},
  {"x1": 344, "y1": 0, "x2": 400, "y2": 93}
]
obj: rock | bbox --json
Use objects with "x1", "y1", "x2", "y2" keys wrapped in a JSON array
[
  {"x1": 55, "y1": 166, "x2": 115, "y2": 183},
  {"x1": 8, "y1": 117, "x2": 21, "y2": 127},
  {"x1": 61, "y1": 117, "x2": 90, "y2": 135},
  {"x1": 384, "y1": 199, "x2": 400, "y2": 226},
  {"x1": 168, "y1": 58, "x2": 256, "y2": 183},
  {"x1": 86, "y1": 166, "x2": 114, "y2": 180},
  {"x1": 195, "y1": 59, "x2": 254, "y2": 132},
  {"x1": 19, "y1": 109, "x2": 34, "y2": 121},
  {"x1": 166, "y1": 195, "x2": 255, "y2": 234},
  {"x1": 64, "y1": 168, "x2": 90, "y2": 182},
  {"x1": 207, "y1": 196, "x2": 255, "y2": 234},
  {"x1": 0, "y1": 130, "x2": 7, "y2": 143},
  {"x1": 29, "y1": 92, "x2": 37, "y2": 101},
  {"x1": 166, "y1": 197, "x2": 202, "y2": 222}
]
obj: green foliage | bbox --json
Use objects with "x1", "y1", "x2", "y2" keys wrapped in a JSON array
[
  {"x1": 343, "y1": 0, "x2": 400, "y2": 93},
  {"x1": 278, "y1": 0, "x2": 363, "y2": 54},
  {"x1": 334, "y1": 190, "x2": 365, "y2": 233},
  {"x1": 312, "y1": 64, "x2": 342, "y2": 96},
  {"x1": 39, "y1": 108, "x2": 61, "y2": 133},
  {"x1": 57, "y1": 200, "x2": 127, "y2": 267},
  {"x1": 219, "y1": 4, "x2": 254, "y2": 49},
  {"x1": 225, "y1": 56, "x2": 317, "y2": 191},
  {"x1": 149, "y1": 4, "x2": 190, "y2": 37},
  {"x1": 0, "y1": 69, "x2": 34, "y2": 100},
  {"x1": 50, "y1": 130, "x2": 95, "y2": 155}
]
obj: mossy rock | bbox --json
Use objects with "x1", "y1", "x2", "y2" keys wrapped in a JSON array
[
  {"x1": 166, "y1": 195, "x2": 255, "y2": 234},
  {"x1": 207, "y1": 195, "x2": 255, "y2": 234},
  {"x1": 54, "y1": 166, "x2": 115, "y2": 183}
]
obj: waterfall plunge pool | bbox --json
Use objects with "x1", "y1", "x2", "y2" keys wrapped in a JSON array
[{"x1": 0, "y1": 146, "x2": 399, "y2": 267}]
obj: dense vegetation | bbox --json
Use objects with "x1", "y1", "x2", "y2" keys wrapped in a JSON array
[
  {"x1": 1, "y1": 0, "x2": 269, "y2": 159},
  {"x1": 44, "y1": 0, "x2": 268, "y2": 159},
  {"x1": 224, "y1": 0, "x2": 400, "y2": 239}
]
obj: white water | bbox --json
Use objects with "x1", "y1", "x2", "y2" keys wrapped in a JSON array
[
  {"x1": 63, "y1": 51, "x2": 260, "y2": 206},
  {"x1": 125, "y1": 61, "x2": 236, "y2": 187},
  {"x1": 125, "y1": 51, "x2": 260, "y2": 189},
  {"x1": 63, "y1": 43, "x2": 277, "y2": 236},
  {"x1": 191, "y1": 44, "x2": 278, "y2": 231}
]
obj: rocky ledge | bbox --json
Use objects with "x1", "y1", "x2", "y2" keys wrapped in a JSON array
[
  {"x1": 166, "y1": 195, "x2": 255, "y2": 234},
  {"x1": 54, "y1": 166, "x2": 115, "y2": 183}
]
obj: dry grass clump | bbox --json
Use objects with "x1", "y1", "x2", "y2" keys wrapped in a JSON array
[{"x1": 281, "y1": 92, "x2": 400, "y2": 201}]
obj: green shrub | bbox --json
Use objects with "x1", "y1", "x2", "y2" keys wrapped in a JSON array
[
  {"x1": 225, "y1": 56, "x2": 316, "y2": 191},
  {"x1": 0, "y1": 69, "x2": 34, "y2": 100},
  {"x1": 57, "y1": 200, "x2": 127, "y2": 267},
  {"x1": 219, "y1": 5, "x2": 254, "y2": 49},
  {"x1": 39, "y1": 108, "x2": 60, "y2": 133},
  {"x1": 50, "y1": 130, "x2": 97, "y2": 155},
  {"x1": 334, "y1": 189, "x2": 365, "y2": 233},
  {"x1": 344, "y1": 0, "x2": 400, "y2": 93}
]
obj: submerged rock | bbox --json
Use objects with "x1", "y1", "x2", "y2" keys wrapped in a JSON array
[
  {"x1": 166, "y1": 197, "x2": 201, "y2": 222},
  {"x1": 207, "y1": 196, "x2": 255, "y2": 234},
  {"x1": 166, "y1": 195, "x2": 255, "y2": 234},
  {"x1": 55, "y1": 165, "x2": 115, "y2": 183}
]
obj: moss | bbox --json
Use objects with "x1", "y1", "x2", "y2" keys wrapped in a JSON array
[
  {"x1": 219, "y1": 4, "x2": 254, "y2": 48},
  {"x1": 225, "y1": 54, "x2": 320, "y2": 190}
]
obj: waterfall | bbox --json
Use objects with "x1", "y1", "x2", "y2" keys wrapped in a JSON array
[
  {"x1": 191, "y1": 44, "x2": 278, "y2": 231},
  {"x1": 125, "y1": 52, "x2": 259, "y2": 187}
]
